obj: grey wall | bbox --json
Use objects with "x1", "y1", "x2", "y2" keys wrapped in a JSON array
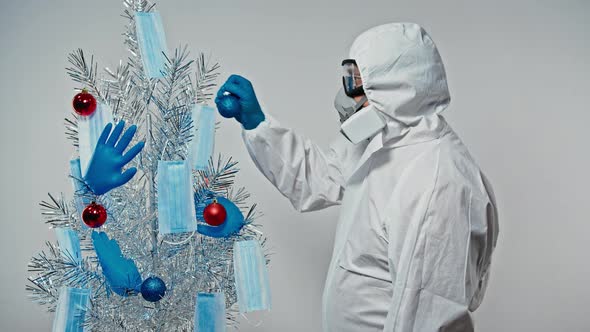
[{"x1": 1, "y1": 0, "x2": 588, "y2": 331}]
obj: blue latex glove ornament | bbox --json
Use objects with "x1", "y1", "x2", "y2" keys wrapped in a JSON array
[
  {"x1": 92, "y1": 231, "x2": 142, "y2": 296},
  {"x1": 84, "y1": 120, "x2": 145, "y2": 195},
  {"x1": 215, "y1": 74, "x2": 265, "y2": 130},
  {"x1": 196, "y1": 196, "x2": 246, "y2": 238}
]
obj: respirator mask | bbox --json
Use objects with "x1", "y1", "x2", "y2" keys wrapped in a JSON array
[{"x1": 334, "y1": 59, "x2": 386, "y2": 144}]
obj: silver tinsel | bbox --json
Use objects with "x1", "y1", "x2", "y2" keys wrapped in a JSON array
[{"x1": 27, "y1": 1, "x2": 272, "y2": 330}]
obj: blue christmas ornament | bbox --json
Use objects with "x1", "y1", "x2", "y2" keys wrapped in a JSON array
[
  {"x1": 140, "y1": 276, "x2": 167, "y2": 302},
  {"x1": 217, "y1": 94, "x2": 241, "y2": 118},
  {"x1": 196, "y1": 196, "x2": 245, "y2": 238}
]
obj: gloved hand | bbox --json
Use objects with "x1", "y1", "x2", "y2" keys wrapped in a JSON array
[
  {"x1": 215, "y1": 74, "x2": 265, "y2": 130},
  {"x1": 84, "y1": 120, "x2": 145, "y2": 195},
  {"x1": 92, "y1": 231, "x2": 142, "y2": 296}
]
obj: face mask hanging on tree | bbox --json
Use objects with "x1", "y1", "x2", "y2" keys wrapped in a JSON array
[
  {"x1": 194, "y1": 292, "x2": 226, "y2": 332},
  {"x1": 190, "y1": 104, "x2": 216, "y2": 171},
  {"x1": 157, "y1": 160, "x2": 198, "y2": 234},
  {"x1": 52, "y1": 287, "x2": 91, "y2": 332},
  {"x1": 54, "y1": 227, "x2": 82, "y2": 264},
  {"x1": 134, "y1": 11, "x2": 168, "y2": 78},
  {"x1": 233, "y1": 239, "x2": 272, "y2": 313}
]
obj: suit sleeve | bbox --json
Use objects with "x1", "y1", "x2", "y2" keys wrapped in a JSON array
[
  {"x1": 241, "y1": 113, "x2": 346, "y2": 212},
  {"x1": 383, "y1": 177, "x2": 498, "y2": 331}
]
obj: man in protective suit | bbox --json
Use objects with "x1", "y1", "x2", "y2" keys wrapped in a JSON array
[{"x1": 215, "y1": 22, "x2": 499, "y2": 332}]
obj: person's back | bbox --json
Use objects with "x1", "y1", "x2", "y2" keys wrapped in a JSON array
[
  {"x1": 318, "y1": 111, "x2": 497, "y2": 331},
  {"x1": 215, "y1": 22, "x2": 499, "y2": 331}
]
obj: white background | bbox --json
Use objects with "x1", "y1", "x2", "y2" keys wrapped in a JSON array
[{"x1": 1, "y1": 0, "x2": 589, "y2": 331}]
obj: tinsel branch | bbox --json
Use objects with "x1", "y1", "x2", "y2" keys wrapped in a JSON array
[
  {"x1": 40, "y1": 193, "x2": 74, "y2": 228},
  {"x1": 66, "y1": 49, "x2": 107, "y2": 103},
  {"x1": 145, "y1": 46, "x2": 196, "y2": 161},
  {"x1": 193, "y1": 155, "x2": 240, "y2": 197},
  {"x1": 103, "y1": 61, "x2": 142, "y2": 122},
  {"x1": 154, "y1": 46, "x2": 194, "y2": 114},
  {"x1": 27, "y1": 242, "x2": 107, "y2": 312},
  {"x1": 122, "y1": 0, "x2": 154, "y2": 14},
  {"x1": 64, "y1": 115, "x2": 79, "y2": 148},
  {"x1": 195, "y1": 52, "x2": 220, "y2": 105}
]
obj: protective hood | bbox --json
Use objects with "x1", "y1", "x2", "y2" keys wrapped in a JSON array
[{"x1": 349, "y1": 22, "x2": 450, "y2": 147}]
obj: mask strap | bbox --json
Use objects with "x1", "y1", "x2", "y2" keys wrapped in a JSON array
[
  {"x1": 240, "y1": 312, "x2": 264, "y2": 327},
  {"x1": 354, "y1": 95, "x2": 368, "y2": 112}
]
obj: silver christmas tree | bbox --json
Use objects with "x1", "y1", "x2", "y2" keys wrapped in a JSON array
[{"x1": 27, "y1": 1, "x2": 271, "y2": 331}]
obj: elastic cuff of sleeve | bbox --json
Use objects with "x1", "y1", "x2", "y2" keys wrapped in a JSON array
[{"x1": 241, "y1": 113, "x2": 275, "y2": 134}]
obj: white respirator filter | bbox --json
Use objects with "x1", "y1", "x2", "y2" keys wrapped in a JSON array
[{"x1": 340, "y1": 105, "x2": 386, "y2": 144}]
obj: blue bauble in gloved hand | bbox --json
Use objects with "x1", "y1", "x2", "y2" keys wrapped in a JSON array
[
  {"x1": 217, "y1": 93, "x2": 241, "y2": 118},
  {"x1": 215, "y1": 74, "x2": 265, "y2": 130},
  {"x1": 84, "y1": 120, "x2": 145, "y2": 195}
]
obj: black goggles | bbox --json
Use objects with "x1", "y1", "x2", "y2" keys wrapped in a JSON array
[{"x1": 342, "y1": 59, "x2": 365, "y2": 97}]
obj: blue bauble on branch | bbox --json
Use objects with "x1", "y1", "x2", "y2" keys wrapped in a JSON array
[{"x1": 140, "y1": 276, "x2": 167, "y2": 302}]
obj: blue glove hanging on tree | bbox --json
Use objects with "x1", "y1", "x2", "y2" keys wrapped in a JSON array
[
  {"x1": 215, "y1": 74, "x2": 265, "y2": 130},
  {"x1": 84, "y1": 120, "x2": 145, "y2": 195},
  {"x1": 92, "y1": 231, "x2": 142, "y2": 296}
]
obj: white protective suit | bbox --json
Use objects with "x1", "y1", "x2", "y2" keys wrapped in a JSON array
[{"x1": 241, "y1": 22, "x2": 499, "y2": 331}]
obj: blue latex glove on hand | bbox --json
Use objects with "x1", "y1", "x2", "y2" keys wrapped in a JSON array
[
  {"x1": 92, "y1": 231, "x2": 142, "y2": 296},
  {"x1": 84, "y1": 120, "x2": 145, "y2": 195},
  {"x1": 215, "y1": 74, "x2": 265, "y2": 130}
]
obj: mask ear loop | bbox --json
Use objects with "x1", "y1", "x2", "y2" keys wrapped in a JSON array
[
  {"x1": 239, "y1": 311, "x2": 267, "y2": 327},
  {"x1": 161, "y1": 230, "x2": 196, "y2": 245}
]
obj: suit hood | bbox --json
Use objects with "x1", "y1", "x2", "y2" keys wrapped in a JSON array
[{"x1": 349, "y1": 22, "x2": 450, "y2": 147}]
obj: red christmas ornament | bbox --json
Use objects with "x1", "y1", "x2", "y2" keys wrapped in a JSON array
[
  {"x1": 203, "y1": 199, "x2": 227, "y2": 226},
  {"x1": 82, "y1": 201, "x2": 107, "y2": 228},
  {"x1": 72, "y1": 88, "x2": 97, "y2": 116}
]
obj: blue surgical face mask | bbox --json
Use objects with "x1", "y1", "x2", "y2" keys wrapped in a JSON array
[
  {"x1": 52, "y1": 287, "x2": 91, "y2": 332},
  {"x1": 55, "y1": 227, "x2": 82, "y2": 264},
  {"x1": 190, "y1": 104, "x2": 216, "y2": 171},
  {"x1": 134, "y1": 11, "x2": 168, "y2": 78},
  {"x1": 157, "y1": 160, "x2": 198, "y2": 234},
  {"x1": 194, "y1": 292, "x2": 226, "y2": 332},
  {"x1": 233, "y1": 240, "x2": 271, "y2": 313}
]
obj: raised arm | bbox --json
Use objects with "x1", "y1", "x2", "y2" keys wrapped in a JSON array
[
  {"x1": 216, "y1": 74, "x2": 346, "y2": 212},
  {"x1": 241, "y1": 114, "x2": 346, "y2": 212}
]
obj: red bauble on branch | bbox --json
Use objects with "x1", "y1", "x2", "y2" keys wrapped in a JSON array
[
  {"x1": 203, "y1": 198, "x2": 227, "y2": 226},
  {"x1": 72, "y1": 88, "x2": 97, "y2": 116},
  {"x1": 82, "y1": 201, "x2": 107, "y2": 228}
]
